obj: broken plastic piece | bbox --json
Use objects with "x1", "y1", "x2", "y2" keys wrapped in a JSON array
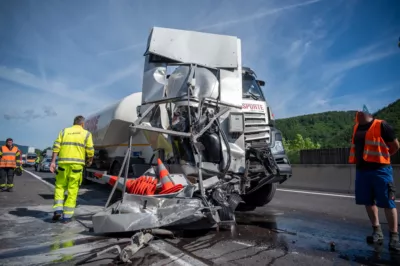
[
  {"x1": 120, "y1": 232, "x2": 154, "y2": 263},
  {"x1": 75, "y1": 245, "x2": 122, "y2": 265}
]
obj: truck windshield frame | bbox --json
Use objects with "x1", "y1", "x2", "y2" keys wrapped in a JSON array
[
  {"x1": 242, "y1": 74, "x2": 265, "y2": 101},
  {"x1": 27, "y1": 154, "x2": 37, "y2": 160}
]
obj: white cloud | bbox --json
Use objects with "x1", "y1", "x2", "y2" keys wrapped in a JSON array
[
  {"x1": 85, "y1": 62, "x2": 142, "y2": 93},
  {"x1": 0, "y1": 64, "x2": 136, "y2": 147},
  {"x1": 97, "y1": 42, "x2": 146, "y2": 56},
  {"x1": 4, "y1": 106, "x2": 57, "y2": 121},
  {"x1": 321, "y1": 48, "x2": 398, "y2": 83},
  {"x1": 197, "y1": 0, "x2": 323, "y2": 31}
]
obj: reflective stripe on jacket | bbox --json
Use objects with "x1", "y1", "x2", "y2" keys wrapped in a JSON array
[
  {"x1": 53, "y1": 125, "x2": 94, "y2": 165},
  {"x1": 349, "y1": 119, "x2": 390, "y2": 164},
  {"x1": 0, "y1": 145, "x2": 20, "y2": 168}
]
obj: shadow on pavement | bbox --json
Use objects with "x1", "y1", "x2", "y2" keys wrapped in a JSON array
[
  {"x1": 38, "y1": 193, "x2": 55, "y2": 200},
  {"x1": 8, "y1": 207, "x2": 54, "y2": 223}
]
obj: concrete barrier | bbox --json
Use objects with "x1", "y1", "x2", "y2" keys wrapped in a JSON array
[{"x1": 279, "y1": 164, "x2": 400, "y2": 197}]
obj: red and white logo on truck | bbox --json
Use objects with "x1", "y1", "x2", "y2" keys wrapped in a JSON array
[
  {"x1": 242, "y1": 103, "x2": 265, "y2": 112},
  {"x1": 85, "y1": 115, "x2": 100, "y2": 133}
]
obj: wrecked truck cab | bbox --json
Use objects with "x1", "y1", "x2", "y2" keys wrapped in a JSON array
[{"x1": 92, "y1": 27, "x2": 287, "y2": 234}]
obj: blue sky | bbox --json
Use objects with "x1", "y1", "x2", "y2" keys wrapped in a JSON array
[{"x1": 0, "y1": 0, "x2": 399, "y2": 149}]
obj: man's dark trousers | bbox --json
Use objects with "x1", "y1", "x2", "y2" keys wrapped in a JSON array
[{"x1": 0, "y1": 167, "x2": 15, "y2": 191}]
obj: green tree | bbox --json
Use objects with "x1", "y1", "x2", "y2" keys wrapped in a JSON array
[
  {"x1": 276, "y1": 98, "x2": 400, "y2": 149},
  {"x1": 35, "y1": 149, "x2": 42, "y2": 157},
  {"x1": 282, "y1": 134, "x2": 320, "y2": 163},
  {"x1": 41, "y1": 147, "x2": 52, "y2": 156}
]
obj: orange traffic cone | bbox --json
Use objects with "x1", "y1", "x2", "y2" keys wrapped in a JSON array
[
  {"x1": 157, "y1": 158, "x2": 183, "y2": 194},
  {"x1": 94, "y1": 171, "x2": 157, "y2": 195},
  {"x1": 126, "y1": 175, "x2": 157, "y2": 195},
  {"x1": 94, "y1": 172, "x2": 136, "y2": 192}
]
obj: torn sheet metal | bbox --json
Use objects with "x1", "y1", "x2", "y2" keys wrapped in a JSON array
[
  {"x1": 141, "y1": 27, "x2": 243, "y2": 106},
  {"x1": 92, "y1": 193, "x2": 208, "y2": 234},
  {"x1": 146, "y1": 27, "x2": 239, "y2": 68}
]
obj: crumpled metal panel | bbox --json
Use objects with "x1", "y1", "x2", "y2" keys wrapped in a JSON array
[
  {"x1": 147, "y1": 27, "x2": 238, "y2": 68},
  {"x1": 165, "y1": 66, "x2": 219, "y2": 101},
  {"x1": 92, "y1": 193, "x2": 206, "y2": 234},
  {"x1": 141, "y1": 27, "x2": 243, "y2": 107}
]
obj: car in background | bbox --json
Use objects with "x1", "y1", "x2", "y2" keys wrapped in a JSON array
[
  {"x1": 36, "y1": 158, "x2": 58, "y2": 172},
  {"x1": 24, "y1": 153, "x2": 38, "y2": 167}
]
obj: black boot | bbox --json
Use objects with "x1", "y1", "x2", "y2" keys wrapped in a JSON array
[
  {"x1": 389, "y1": 232, "x2": 400, "y2": 252},
  {"x1": 7, "y1": 187, "x2": 13, "y2": 192},
  {"x1": 52, "y1": 211, "x2": 63, "y2": 222},
  {"x1": 367, "y1": 225, "x2": 384, "y2": 244}
]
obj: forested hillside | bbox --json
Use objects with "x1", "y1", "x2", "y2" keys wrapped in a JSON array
[{"x1": 276, "y1": 99, "x2": 400, "y2": 148}]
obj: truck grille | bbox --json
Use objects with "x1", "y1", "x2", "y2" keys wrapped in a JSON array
[{"x1": 244, "y1": 112, "x2": 270, "y2": 145}]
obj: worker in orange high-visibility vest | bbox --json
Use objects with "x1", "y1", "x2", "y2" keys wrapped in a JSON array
[
  {"x1": 0, "y1": 138, "x2": 22, "y2": 192},
  {"x1": 349, "y1": 104, "x2": 400, "y2": 252}
]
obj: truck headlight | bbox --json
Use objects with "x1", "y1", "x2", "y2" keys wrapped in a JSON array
[{"x1": 271, "y1": 140, "x2": 284, "y2": 154}]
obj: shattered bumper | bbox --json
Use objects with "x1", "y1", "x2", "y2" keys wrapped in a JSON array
[{"x1": 92, "y1": 190, "x2": 212, "y2": 234}]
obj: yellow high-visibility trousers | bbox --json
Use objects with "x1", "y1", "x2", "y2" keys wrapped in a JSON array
[
  {"x1": 53, "y1": 164, "x2": 83, "y2": 219},
  {"x1": 50, "y1": 237, "x2": 75, "y2": 262}
]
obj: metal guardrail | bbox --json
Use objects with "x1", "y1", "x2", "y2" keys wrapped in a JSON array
[
  {"x1": 280, "y1": 164, "x2": 400, "y2": 197},
  {"x1": 300, "y1": 148, "x2": 400, "y2": 164}
]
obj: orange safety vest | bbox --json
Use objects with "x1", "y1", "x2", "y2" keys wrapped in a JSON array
[
  {"x1": 349, "y1": 119, "x2": 390, "y2": 164},
  {"x1": 0, "y1": 145, "x2": 19, "y2": 168}
]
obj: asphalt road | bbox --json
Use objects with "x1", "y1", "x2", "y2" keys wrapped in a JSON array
[{"x1": 1, "y1": 169, "x2": 400, "y2": 266}]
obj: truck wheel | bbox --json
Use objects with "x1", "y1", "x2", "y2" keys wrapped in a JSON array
[
  {"x1": 81, "y1": 168, "x2": 90, "y2": 185},
  {"x1": 110, "y1": 161, "x2": 125, "y2": 177},
  {"x1": 242, "y1": 183, "x2": 277, "y2": 207},
  {"x1": 108, "y1": 161, "x2": 124, "y2": 205}
]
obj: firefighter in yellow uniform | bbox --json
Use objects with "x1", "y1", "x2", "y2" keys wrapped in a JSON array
[
  {"x1": 0, "y1": 138, "x2": 22, "y2": 192},
  {"x1": 50, "y1": 115, "x2": 94, "y2": 223}
]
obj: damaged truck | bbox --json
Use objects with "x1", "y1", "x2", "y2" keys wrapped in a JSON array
[{"x1": 90, "y1": 27, "x2": 293, "y2": 235}]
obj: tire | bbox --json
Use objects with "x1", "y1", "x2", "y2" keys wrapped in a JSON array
[
  {"x1": 81, "y1": 168, "x2": 90, "y2": 185},
  {"x1": 110, "y1": 161, "x2": 124, "y2": 176},
  {"x1": 241, "y1": 183, "x2": 277, "y2": 207},
  {"x1": 108, "y1": 161, "x2": 124, "y2": 205}
]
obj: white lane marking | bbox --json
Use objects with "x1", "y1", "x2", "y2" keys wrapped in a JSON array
[
  {"x1": 232, "y1": 240, "x2": 253, "y2": 247},
  {"x1": 149, "y1": 241, "x2": 208, "y2": 266},
  {"x1": 277, "y1": 188, "x2": 400, "y2": 203},
  {"x1": 25, "y1": 170, "x2": 88, "y2": 203},
  {"x1": 25, "y1": 170, "x2": 55, "y2": 189}
]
